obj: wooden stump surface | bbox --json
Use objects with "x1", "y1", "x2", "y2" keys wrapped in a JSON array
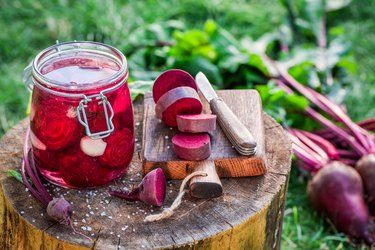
[{"x1": 0, "y1": 93, "x2": 292, "y2": 250}]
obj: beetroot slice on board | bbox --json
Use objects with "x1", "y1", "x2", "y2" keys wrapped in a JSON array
[
  {"x1": 155, "y1": 87, "x2": 202, "y2": 127},
  {"x1": 176, "y1": 114, "x2": 217, "y2": 133},
  {"x1": 172, "y1": 133, "x2": 211, "y2": 160},
  {"x1": 152, "y1": 69, "x2": 197, "y2": 103}
]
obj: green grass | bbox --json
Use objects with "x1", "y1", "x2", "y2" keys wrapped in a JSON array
[{"x1": 0, "y1": 1, "x2": 374, "y2": 249}]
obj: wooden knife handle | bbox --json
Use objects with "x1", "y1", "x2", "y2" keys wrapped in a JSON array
[
  {"x1": 210, "y1": 98, "x2": 257, "y2": 150},
  {"x1": 189, "y1": 160, "x2": 223, "y2": 199}
]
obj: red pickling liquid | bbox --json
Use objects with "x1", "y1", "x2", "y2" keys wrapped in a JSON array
[{"x1": 30, "y1": 55, "x2": 134, "y2": 188}]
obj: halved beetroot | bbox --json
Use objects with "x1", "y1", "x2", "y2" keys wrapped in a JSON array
[
  {"x1": 32, "y1": 99, "x2": 83, "y2": 150},
  {"x1": 155, "y1": 87, "x2": 202, "y2": 127},
  {"x1": 100, "y1": 128, "x2": 134, "y2": 168},
  {"x1": 176, "y1": 114, "x2": 217, "y2": 133},
  {"x1": 152, "y1": 69, "x2": 197, "y2": 103},
  {"x1": 172, "y1": 133, "x2": 211, "y2": 160}
]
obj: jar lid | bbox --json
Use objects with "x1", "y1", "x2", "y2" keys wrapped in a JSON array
[{"x1": 23, "y1": 41, "x2": 128, "y2": 96}]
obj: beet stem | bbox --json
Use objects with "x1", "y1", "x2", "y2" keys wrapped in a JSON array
[
  {"x1": 299, "y1": 130, "x2": 340, "y2": 160},
  {"x1": 277, "y1": 64, "x2": 372, "y2": 151},
  {"x1": 109, "y1": 188, "x2": 141, "y2": 202},
  {"x1": 21, "y1": 128, "x2": 52, "y2": 206},
  {"x1": 290, "y1": 129, "x2": 329, "y2": 161}
]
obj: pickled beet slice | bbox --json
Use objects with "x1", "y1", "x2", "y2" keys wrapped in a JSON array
[
  {"x1": 155, "y1": 87, "x2": 202, "y2": 127},
  {"x1": 33, "y1": 147, "x2": 62, "y2": 172},
  {"x1": 60, "y1": 150, "x2": 116, "y2": 187},
  {"x1": 100, "y1": 128, "x2": 134, "y2": 168},
  {"x1": 172, "y1": 133, "x2": 211, "y2": 160},
  {"x1": 152, "y1": 69, "x2": 197, "y2": 103},
  {"x1": 32, "y1": 99, "x2": 82, "y2": 150}
]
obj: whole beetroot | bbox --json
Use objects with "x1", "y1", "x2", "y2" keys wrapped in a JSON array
[
  {"x1": 356, "y1": 154, "x2": 375, "y2": 213},
  {"x1": 308, "y1": 161, "x2": 373, "y2": 245}
]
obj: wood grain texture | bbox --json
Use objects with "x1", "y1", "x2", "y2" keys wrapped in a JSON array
[
  {"x1": 143, "y1": 90, "x2": 267, "y2": 179},
  {"x1": 0, "y1": 92, "x2": 292, "y2": 250},
  {"x1": 189, "y1": 160, "x2": 223, "y2": 199}
]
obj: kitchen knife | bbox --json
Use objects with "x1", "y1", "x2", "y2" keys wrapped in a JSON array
[{"x1": 195, "y1": 72, "x2": 257, "y2": 156}]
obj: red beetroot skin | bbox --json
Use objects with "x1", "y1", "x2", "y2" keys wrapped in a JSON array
[
  {"x1": 308, "y1": 161, "x2": 373, "y2": 245},
  {"x1": 176, "y1": 114, "x2": 217, "y2": 133},
  {"x1": 109, "y1": 168, "x2": 166, "y2": 207},
  {"x1": 32, "y1": 99, "x2": 82, "y2": 150},
  {"x1": 172, "y1": 133, "x2": 211, "y2": 160},
  {"x1": 152, "y1": 69, "x2": 197, "y2": 103},
  {"x1": 155, "y1": 87, "x2": 202, "y2": 127},
  {"x1": 355, "y1": 154, "x2": 375, "y2": 214},
  {"x1": 100, "y1": 128, "x2": 134, "y2": 168}
]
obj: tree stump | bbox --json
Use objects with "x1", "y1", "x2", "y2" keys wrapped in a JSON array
[{"x1": 0, "y1": 94, "x2": 292, "y2": 250}]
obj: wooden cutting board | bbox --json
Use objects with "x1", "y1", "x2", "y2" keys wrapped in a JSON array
[{"x1": 142, "y1": 89, "x2": 267, "y2": 180}]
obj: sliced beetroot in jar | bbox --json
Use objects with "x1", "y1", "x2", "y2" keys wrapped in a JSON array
[
  {"x1": 176, "y1": 114, "x2": 217, "y2": 133},
  {"x1": 172, "y1": 133, "x2": 211, "y2": 160},
  {"x1": 112, "y1": 85, "x2": 131, "y2": 114},
  {"x1": 60, "y1": 150, "x2": 118, "y2": 187},
  {"x1": 152, "y1": 69, "x2": 197, "y2": 103},
  {"x1": 155, "y1": 87, "x2": 202, "y2": 127},
  {"x1": 33, "y1": 147, "x2": 62, "y2": 172},
  {"x1": 100, "y1": 128, "x2": 134, "y2": 168},
  {"x1": 32, "y1": 99, "x2": 83, "y2": 150}
]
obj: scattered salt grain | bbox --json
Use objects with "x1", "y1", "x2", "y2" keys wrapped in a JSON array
[
  {"x1": 29, "y1": 206, "x2": 33, "y2": 209},
  {"x1": 108, "y1": 216, "x2": 113, "y2": 219},
  {"x1": 25, "y1": 188, "x2": 28, "y2": 192},
  {"x1": 117, "y1": 234, "x2": 121, "y2": 238},
  {"x1": 20, "y1": 211, "x2": 24, "y2": 215},
  {"x1": 90, "y1": 211, "x2": 94, "y2": 215},
  {"x1": 127, "y1": 215, "x2": 130, "y2": 219},
  {"x1": 110, "y1": 232, "x2": 114, "y2": 235},
  {"x1": 136, "y1": 122, "x2": 140, "y2": 126},
  {"x1": 87, "y1": 226, "x2": 92, "y2": 231},
  {"x1": 81, "y1": 226, "x2": 87, "y2": 231},
  {"x1": 193, "y1": 204, "x2": 197, "y2": 207},
  {"x1": 32, "y1": 219, "x2": 35, "y2": 223},
  {"x1": 82, "y1": 219, "x2": 86, "y2": 223},
  {"x1": 100, "y1": 212, "x2": 106, "y2": 216},
  {"x1": 56, "y1": 236, "x2": 60, "y2": 239},
  {"x1": 164, "y1": 136, "x2": 169, "y2": 139},
  {"x1": 167, "y1": 146, "x2": 170, "y2": 149},
  {"x1": 105, "y1": 200, "x2": 109, "y2": 204}
]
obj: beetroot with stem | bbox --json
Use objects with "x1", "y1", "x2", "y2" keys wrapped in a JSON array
[
  {"x1": 270, "y1": 65, "x2": 375, "y2": 213},
  {"x1": 109, "y1": 168, "x2": 166, "y2": 207},
  {"x1": 152, "y1": 69, "x2": 197, "y2": 103},
  {"x1": 19, "y1": 128, "x2": 90, "y2": 240},
  {"x1": 155, "y1": 86, "x2": 203, "y2": 127},
  {"x1": 307, "y1": 161, "x2": 373, "y2": 245},
  {"x1": 289, "y1": 128, "x2": 374, "y2": 244},
  {"x1": 176, "y1": 114, "x2": 217, "y2": 133}
]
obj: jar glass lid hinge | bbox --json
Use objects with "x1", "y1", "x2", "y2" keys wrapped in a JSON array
[{"x1": 77, "y1": 92, "x2": 115, "y2": 139}]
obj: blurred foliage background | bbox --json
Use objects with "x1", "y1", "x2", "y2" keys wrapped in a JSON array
[{"x1": 0, "y1": 0, "x2": 374, "y2": 249}]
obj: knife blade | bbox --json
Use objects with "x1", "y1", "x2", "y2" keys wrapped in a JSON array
[{"x1": 195, "y1": 72, "x2": 257, "y2": 155}]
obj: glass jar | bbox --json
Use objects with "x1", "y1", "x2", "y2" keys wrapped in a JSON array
[{"x1": 23, "y1": 41, "x2": 134, "y2": 188}]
